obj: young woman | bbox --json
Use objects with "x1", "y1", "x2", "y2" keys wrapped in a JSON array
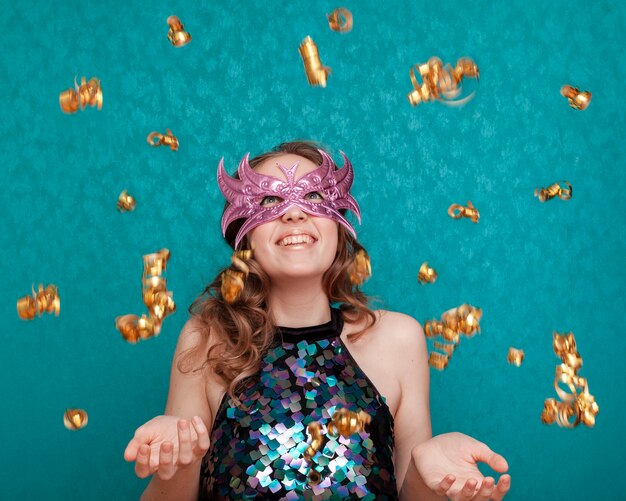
[{"x1": 124, "y1": 141, "x2": 511, "y2": 500}]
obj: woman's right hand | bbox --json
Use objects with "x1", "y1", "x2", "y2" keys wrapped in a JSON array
[{"x1": 124, "y1": 415, "x2": 211, "y2": 480}]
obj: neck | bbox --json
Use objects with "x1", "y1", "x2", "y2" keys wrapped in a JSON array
[{"x1": 267, "y1": 278, "x2": 331, "y2": 327}]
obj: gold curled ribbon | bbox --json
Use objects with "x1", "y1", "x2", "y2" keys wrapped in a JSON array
[
  {"x1": 426, "y1": 304, "x2": 481, "y2": 369},
  {"x1": 448, "y1": 201, "x2": 480, "y2": 223},
  {"x1": 327, "y1": 408, "x2": 371, "y2": 438},
  {"x1": 64, "y1": 408, "x2": 88, "y2": 430},
  {"x1": 534, "y1": 181, "x2": 572, "y2": 202},
  {"x1": 542, "y1": 331, "x2": 598, "y2": 428},
  {"x1": 59, "y1": 77, "x2": 102, "y2": 114},
  {"x1": 418, "y1": 262, "x2": 437, "y2": 284},
  {"x1": 560, "y1": 85, "x2": 591, "y2": 110},
  {"x1": 116, "y1": 248, "x2": 175, "y2": 343},
  {"x1": 17, "y1": 284, "x2": 60, "y2": 320},
  {"x1": 117, "y1": 189, "x2": 136, "y2": 212},
  {"x1": 221, "y1": 244, "x2": 255, "y2": 304},
  {"x1": 298, "y1": 36, "x2": 331, "y2": 87},
  {"x1": 327, "y1": 8, "x2": 353, "y2": 32},
  {"x1": 407, "y1": 57, "x2": 479, "y2": 107},
  {"x1": 348, "y1": 249, "x2": 371, "y2": 286},
  {"x1": 147, "y1": 129, "x2": 179, "y2": 151},
  {"x1": 167, "y1": 15, "x2": 192, "y2": 47},
  {"x1": 507, "y1": 347, "x2": 524, "y2": 366}
]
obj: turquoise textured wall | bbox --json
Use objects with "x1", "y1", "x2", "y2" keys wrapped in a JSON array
[{"x1": 1, "y1": 1, "x2": 624, "y2": 499}]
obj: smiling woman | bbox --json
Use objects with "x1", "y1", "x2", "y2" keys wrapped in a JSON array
[{"x1": 124, "y1": 141, "x2": 511, "y2": 501}]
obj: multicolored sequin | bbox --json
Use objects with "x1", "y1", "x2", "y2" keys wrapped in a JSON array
[{"x1": 200, "y1": 307, "x2": 397, "y2": 500}]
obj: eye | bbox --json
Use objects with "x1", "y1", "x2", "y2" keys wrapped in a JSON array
[
  {"x1": 305, "y1": 192, "x2": 324, "y2": 202},
  {"x1": 260, "y1": 195, "x2": 283, "y2": 207}
]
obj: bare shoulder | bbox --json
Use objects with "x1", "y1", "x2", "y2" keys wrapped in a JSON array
[{"x1": 341, "y1": 309, "x2": 427, "y2": 417}]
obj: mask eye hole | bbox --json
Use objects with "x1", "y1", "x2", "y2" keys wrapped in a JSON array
[
  {"x1": 260, "y1": 195, "x2": 283, "y2": 207},
  {"x1": 305, "y1": 192, "x2": 324, "y2": 203}
]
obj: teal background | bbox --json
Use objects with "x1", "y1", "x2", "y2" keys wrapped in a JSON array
[{"x1": 1, "y1": 0, "x2": 624, "y2": 499}]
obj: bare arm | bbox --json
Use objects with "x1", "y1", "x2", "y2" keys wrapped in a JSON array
[
  {"x1": 386, "y1": 314, "x2": 446, "y2": 501},
  {"x1": 137, "y1": 316, "x2": 216, "y2": 501}
]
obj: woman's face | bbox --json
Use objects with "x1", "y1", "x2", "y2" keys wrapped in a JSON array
[{"x1": 248, "y1": 154, "x2": 339, "y2": 282}]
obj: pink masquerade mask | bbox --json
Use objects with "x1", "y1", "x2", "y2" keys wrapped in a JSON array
[{"x1": 217, "y1": 149, "x2": 361, "y2": 249}]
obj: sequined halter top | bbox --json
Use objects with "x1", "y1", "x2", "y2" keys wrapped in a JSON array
[{"x1": 199, "y1": 306, "x2": 398, "y2": 500}]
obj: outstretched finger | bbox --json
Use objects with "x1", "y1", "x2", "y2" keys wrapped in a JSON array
[
  {"x1": 491, "y1": 474, "x2": 511, "y2": 501},
  {"x1": 135, "y1": 445, "x2": 152, "y2": 479},
  {"x1": 191, "y1": 416, "x2": 211, "y2": 456},
  {"x1": 157, "y1": 442, "x2": 176, "y2": 480},
  {"x1": 429, "y1": 474, "x2": 455, "y2": 496},
  {"x1": 124, "y1": 438, "x2": 141, "y2": 462},
  {"x1": 177, "y1": 419, "x2": 193, "y2": 465},
  {"x1": 473, "y1": 476, "x2": 495, "y2": 501},
  {"x1": 457, "y1": 478, "x2": 478, "y2": 500}
]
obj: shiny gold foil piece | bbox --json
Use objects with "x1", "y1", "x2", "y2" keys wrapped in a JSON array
[
  {"x1": 507, "y1": 347, "x2": 524, "y2": 366},
  {"x1": 348, "y1": 249, "x2": 371, "y2": 286},
  {"x1": 426, "y1": 304, "x2": 481, "y2": 369},
  {"x1": 542, "y1": 331, "x2": 598, "y2": 428},
  {"x1": 117, "y1": 189, "x2": 136, "y2": 212},
  {"x1": 304, "y1": 421, "x2": 325, "y2": 461},
  {"x1": 428, "y1": 351, "x2": 449, "y2": 370},
  {"x1": 327, "y1": 8, "x2": 353, "y2": 33},
  {"x1": 448, "y1": 201, "x2": 480, "y2": 223},
  {"x1": 560, "y1": 85, "x2": 591, "y2": 110},
  {"x1": 327, "y1": 408, "x2": 371, "y2": 438},
  {"x1": 117, "y1": 249, "x2": 175, "y2": 343},
  {"x1": 418, "y1": 262, "x2": 438, "y2": 284},
  {"x1": 167, "y1": 15, "x2": 192, "y2": 47},
  {"x1": 17, "y1": 295, "x2": 36, "y2": 320},
  {"x1": 298, "y1": 36, "x2": 331, "y2": 87},
  {"x1": 221, "y1": 245, "x2": 255, "y2": 304},
  {"x1": 64, "y1": 408, "x2": 88, "y2": 430},
  {"x1": 147, "y1": 129, "x2": 179, "y2": 151},
  {"x1": 408, "y1": 57, "x2": 479, "y2": 107},
  {"x1": 308, "y1": 470, "x2": 322, "y2": 485},
  {"x1": 17, "y1": 284, "x2": 60, "y2": 320},
  {"x1": 534, "y1": 181, "x2": 572, "y2": 202},
  {"x1": 60, "y1": 77, "x2": 102, "y2": 114}
]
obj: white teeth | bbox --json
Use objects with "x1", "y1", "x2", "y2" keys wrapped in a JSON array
[{"x1": 278, "y1": 234, "x2": 315, "y2": 246}]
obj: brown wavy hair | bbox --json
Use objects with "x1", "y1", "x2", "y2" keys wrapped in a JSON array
[{"x1": 178, "y1": 140, "x2": 379, "y2": 406}]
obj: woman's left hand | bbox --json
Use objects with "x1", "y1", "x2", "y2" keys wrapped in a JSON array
[{"x1": 412, "y1": 432, "x2": 511, "y2": 500}]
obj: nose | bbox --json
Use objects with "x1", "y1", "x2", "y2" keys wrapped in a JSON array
[{"x1": 281, "y1": 204, "x2": 308, "y2": 223}]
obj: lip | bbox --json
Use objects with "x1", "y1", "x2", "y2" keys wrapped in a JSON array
[{"x1": 275, "y1": 230, "x2": 318, "y2": 245}]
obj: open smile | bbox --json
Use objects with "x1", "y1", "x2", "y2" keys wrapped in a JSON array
[{"x1": 276, "y1": 234, "x2": 317, "y2": 246}]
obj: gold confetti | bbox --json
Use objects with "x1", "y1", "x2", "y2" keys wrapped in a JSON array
[
  {"x1": 59, "y1": 77, "x2": 102, "y2": 114},
  {"x1": 116, "y1": 249, "x2": 175, "y2": 343},
  {"x1": 327, "y1": 8, "x2": 353, "y2": 33},
  {"x1": 560, "y1": 85, "x2": 591, "y2": 110},
  {"x1": 347, "y1": 249, "x2": 371, "y2": 286},
  {"x1": 221, "y1": 245, "x2": 255, "y2": 304},
  {"x1": 507, "y1": 347, "x2": 524, "y2": 366},
  {"x1": 534, "y1": 181, "x2": 572, "y2": 202},
  {"x1": 298, "y1": 36, "x2": 331, "y2": 87},
  {"x1": 17, "y1": 284, "x2": 60, "y2": 320},
  {"x1": 117, "y1": 189, "x2": 136, "y2": 212},
  {"x1": 428, "y1": 351, "x2": 449, "y2": 370},
  {"x1": 327, "y1": 408, "x2": 371, "y2": 438},
  {"x1": 304, "y1": 421, "x2": 325, "y2": 461},
  {"x1": 408, "y1": 57, "x2": 479, "y2": 107},
  {"x1": 147, "y1": 129, "x2": 179, "y2": 151},
  {"x1": 541, "y1": 331, "x2": 598, "y2": 428},
  {"x1": 426, "y1": 304, "x2": 481, "y2": 369},
  {"x1": 418, "y1": 262, "x2": 438, "y2": 284},
  {"x1": 167, "y1": 15, "x2": 191, "y2": 47},
  {"x1": 64, "y1": 408, "x2": 88, "y2": 430},
  {"x1": 448, "y1": 201, "x2": 480, "y2": 223}
]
